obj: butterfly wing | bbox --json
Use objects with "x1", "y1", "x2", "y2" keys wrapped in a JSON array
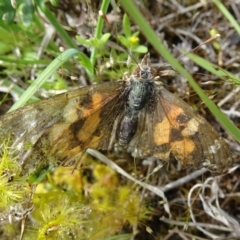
[
  {"x1": 130, "y1": 84, "x2": 232, "y2": 172},
  {"x1": 0, "y1": 81, "x2": 126, "y2": 174}
]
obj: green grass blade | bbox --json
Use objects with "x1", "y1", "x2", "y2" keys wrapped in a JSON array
[
  {"x1": 9, "y1": 48, "x2": 80, "y2": 111},
  {"x1": 187, "y1": 53, "x2": 240, "y2": 85},
  {"x1": 90, "y1": 0, "x2": 111, "y2": 73},
  {"x1": 213, "y1": 0, "x2": 240, "y2": 35},
  {"x1": 37, "y1": 3, "x2": 76, "y2": 48}
]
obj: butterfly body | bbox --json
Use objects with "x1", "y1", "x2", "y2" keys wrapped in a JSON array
[
  {"x1": 0, "y1": 54, "x2": 232, "y2": 174},
  {"x1": 119, "y1": 78, "x2": 155, "y2": 146}
]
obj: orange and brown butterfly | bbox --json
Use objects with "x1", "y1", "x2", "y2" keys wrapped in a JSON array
[{"x1": 0, "y1": 54, "x2": 232, "y2": 175}]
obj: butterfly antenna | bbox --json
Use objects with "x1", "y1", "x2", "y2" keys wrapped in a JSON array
[
  {"x1": 176, "y1": 34, "x2": 221, "y2": 61},
  {"x1": 140, "y1": 53, "x2": 150, "y2": 66},
  {"x1": 157, "y1": 34, "x2": 221, "y2": 77},
  {"x1": 139, "y1": 53, "x2": 151, "y2": 72}
]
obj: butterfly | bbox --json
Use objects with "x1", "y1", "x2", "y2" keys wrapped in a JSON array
[{"x1": 0, "y1": 54, "x2": 232, "y2": 175}]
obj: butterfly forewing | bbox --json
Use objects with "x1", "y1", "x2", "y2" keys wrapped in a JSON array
[{"x1": 0, "y1": 82, "x2": 125, "y2": 173}]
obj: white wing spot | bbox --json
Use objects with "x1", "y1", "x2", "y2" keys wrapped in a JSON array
[
  {"x1": 181, "y1": 118, "x2": 199, "y2": 136},
  {"x1": 208, "y1": 140, "x2": 221, "y2": 154}
]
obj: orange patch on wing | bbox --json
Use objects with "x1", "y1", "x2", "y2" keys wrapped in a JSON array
[
  {"x1": 155, "y1": 151, "x2": 171, "y2": 161},
  {"x1": 80, "y1": 93, "x2": 106, "y2": 117},
  {"x1": 63, "y1": 93, "x2": 107, "y2": 122},
  {"x1": 48, "y1": 123, "x2": 70, "y2": 143},
  {"x1": 171, "y1": 139, "x2": 195, "y2": 164},
  {"x1": 162, "y1": 101, "x2": 184, "y2": 126},
  {"x1": 77, "y1": 109, "x2": 102, "y2": 143},
  {"x1": 169, "y1": 108, "x2": 184, "y2": 123},
  {"x1": 153, "y1": 118, "x2": 171, "y2": 145}
]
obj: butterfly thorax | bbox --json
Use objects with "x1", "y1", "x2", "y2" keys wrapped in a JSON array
[{"x1": 127, "y1": 79, "x2": 154, "y2": 112}]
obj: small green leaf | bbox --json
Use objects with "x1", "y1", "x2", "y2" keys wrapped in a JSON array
[
  {"x1": 21, "y1": 0, "x2": 34, "y2": 27},
  {"x1": 76, "y1": 36, "x2": 106, "y2": 48},
  {"x1": 28, "y1": 166, "x2": 53, "y2": 184},
  {"x1": 100, "y1": 33, "x2": 111, "y2": 45},
  {"x1": 76, "y1": 35, "x2": 89, "y2": 45},
  {"x1": 0, "y1": 0, "x2": 15, "y2": 23},
  {"x1": 132, "y1": 45, "x2": 148, "y2": 53},
  {"x1": 50, "y1": 0, "x2": 59, "y2": 7},
  {"x1": 132, "y1": 31, "x2": 139, "y2": 38},
  {"x1": 123, "y1": 14, "x2": 131, "y2": 37},
  {"x1": 78, "y1": 52, "x2": 95, "y2": 79},
  {"x1": 87, "y1": 38, "x2": 99, "y2": 47},
  {"x1": 117, "y1": 35, "x2": 129, "y2": 48}
]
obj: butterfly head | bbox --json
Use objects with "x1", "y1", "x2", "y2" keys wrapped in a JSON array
[{"x1": 132, "y1": 53, "x2": 155, "y2": 81}]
